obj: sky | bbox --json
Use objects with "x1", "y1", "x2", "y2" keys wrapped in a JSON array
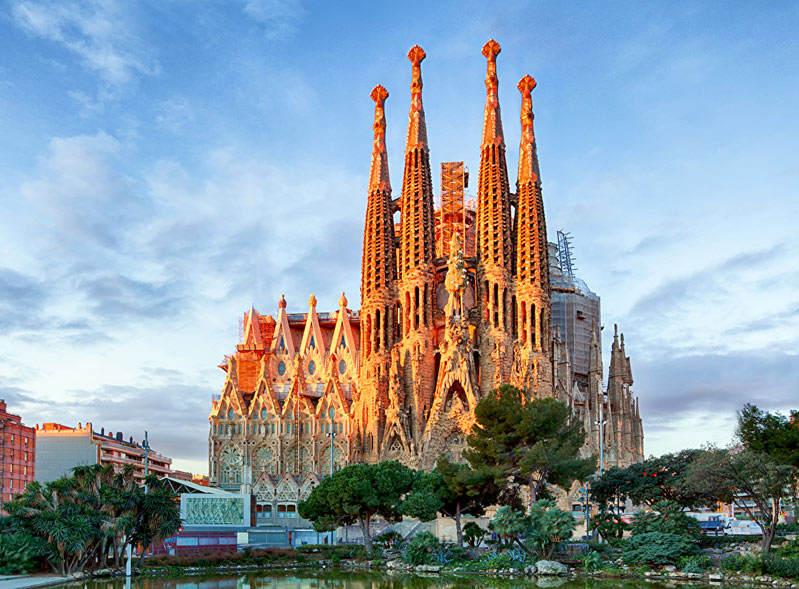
[{"x1": 0, "y1": 1, "x2": 797, "y2": 475}]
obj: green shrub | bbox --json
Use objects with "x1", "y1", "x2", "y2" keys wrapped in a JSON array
[
  {"x1": 697, "y1": 534, "x2": 762, "y2": 548},
  {"x1": 763, "y1": 556, "x2": 799, "y2": 580},
  {"x1": 776, "y1": 538, "x2": 799, "y2": 559},
  {"x1": 0, "y1": 532, "x2": 41, "y2": 574},
  {"x1": 630, "y1": 501, "x2": 701, "y2": 539},
  {"x1": 593, "y1": 510, "x2": 627, "y2": 546},
  {"x1": 720, "y1": 554, "x2": 765, "y2": 575},
  {"x1": 621, "y1": 532, "x2": 699, "y2": 565},
  {"x1": 402, "y1": 531, "x2": 439, "y2": 565},
  {"x1": 524, "y1": 499, "x2": 576, "y2": 559},
  {"x1": 375, "y1": 530, "x2": 403, "y2": 550},
  {"x1": 462, "y1": 521, "x2": 487, "y2": 548},
  {"x1": 677, "y1": 554, "x2": 712, "y2": 573},
  {"x1": 580, "y1": 550, "x2": 602, "y2": 572}
]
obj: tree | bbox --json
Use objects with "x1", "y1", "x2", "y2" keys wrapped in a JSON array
[
  {"x1": 462, "y1": 521, "x2": 487, "y2": 548},
  {"x1": 298, "y1": 461, "x2": 415, "y2": 552},
  {"x1": 3, "y1": 464, "x2": 180, "y2": 575},
  {"x1": 629, "y1": 500, "x2": 701, "y2": 539},
  {"x1": 686, "y1": 447, "x2": 796, "y2": 553},
  {"x1": 488, "y1": 506, "x2": 529, "y2": 551},
  {"x1": 488, "y1": 501, "x2": 575, "y2": 559},
  {"x1": 465, "y1": 385, "x2": 595, "y2": 507},
  {"x1": 401, "y1": 456, "x2": 498, "y2": 547},
  {"x1": 591, "y1": 449, "x2": 712, "y2": 510},
  {"x1": 738, "y1": 404, "x2": 799, "y2": 468}
]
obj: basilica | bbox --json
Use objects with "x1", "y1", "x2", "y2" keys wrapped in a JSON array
[{"x1": 208, "y1": 41, "x2": 644, "y2": 503}]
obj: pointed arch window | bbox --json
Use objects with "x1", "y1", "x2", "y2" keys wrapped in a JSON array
[
  {"x1": 340, "y1": 335, "x2": 346, "y2": 349},
  {"x1": 228, "y1": 408, "x2": 235, "y2": 420},
  {"x1": 261, "y1": 409, "x2": 268, "y2": 419},
  {"x1": 309, "y1": 335, "x2": 315, "y2": 349}
]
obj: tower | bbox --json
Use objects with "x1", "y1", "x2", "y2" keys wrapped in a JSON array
[
  {"x1": 397, "y1": 46, "x2": 437, "y2": 441},
  {"x1": 514, "y1": 74, "x2": 552, "y2": 395},
  {"x1": 476, "y1": 39, "x2": 515, "y2": 392},
  {"x1": 358, "y1": 84, "x2": 398, "y2": 458}
]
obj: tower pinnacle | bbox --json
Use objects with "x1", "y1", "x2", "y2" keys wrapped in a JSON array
[
  {"x1": 368, "y1": 85, "x2": 391, "y2": 193},
  {"x1": 405, "y1": 45, "x2": 428, "y2": 151},
  {"x1": 517, "y1": 74, "x2": 541, "y2": 183},
  {"x1": 481, "y1": 39, "x2": 504, "y2": 147}
]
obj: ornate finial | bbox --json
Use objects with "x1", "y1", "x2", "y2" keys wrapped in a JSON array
[
  {"x1": 518, "y1": 74, "x2": 536, "y2": 138},
  {"x1": 482, "y1": 39, "x2": 501, "y2": 94},
  {"x1": 308, "y1": 293, "x2": 317, "y2": 309},
  {"x1": 621, "y1": 333, "x2": 625, "y2": 348},
  {"x1": 614, "y1": 323, "x2": 618, "y2": 337},
  {"x1": 407, "y1": 45, "x2": 426, "y2": 109},
  {"x1": 369, "y1": 85, "x2": 391, "y2": 192},
  {"x1": 278, "y1": 294, "x2": 287, "y2": 309},
  {"x1": 339, "y1": 292, "x2": 348, "y2": 308}
]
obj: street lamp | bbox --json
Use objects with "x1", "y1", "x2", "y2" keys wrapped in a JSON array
[{"x1": 595, "y1": 398, "x2": 607, "y2": 474}]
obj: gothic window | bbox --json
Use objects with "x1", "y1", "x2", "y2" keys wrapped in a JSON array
[
  {"x1": 340, "y1": 335, "x2": 346, "y2": 349},
  {"x1": 375, "y1": 309, "x2": 381, "y2": 351},
  {"x1": 309, "y1": 335, "x2": 315, "y2": 349},
  {"x1": 228, "y1": 408, "x2": 235, "y2": 419},
  {"x1": 261, "y1": 409, "x2": 268, "y2": 419},
  {"x1": 219, "y1": 446, "x2": 243, "y2": 484},
  {"x1": 253, "y1": 446, "x2": 276, "y2": 475},
  {"x1": 279, "y1": 337, "x2": 285, "y2": 350}
]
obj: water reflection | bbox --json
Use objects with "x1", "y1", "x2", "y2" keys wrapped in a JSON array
[{"x1": 53, "y1": 570, "x2": 751, "y2": 589}]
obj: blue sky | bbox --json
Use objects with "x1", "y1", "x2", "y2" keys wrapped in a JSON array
[{"x1": 0, "y1": 1, "x2": 796, "y2": 474}]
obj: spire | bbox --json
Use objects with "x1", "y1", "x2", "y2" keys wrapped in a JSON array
[
  {"x1": 589, "y1": 320, "x2": 601, "y2": 375},
  {"x1": 476, "y1": 39, "x2": 513, "y2": 271},
  {"x1": 481, "y1": 39, "x2": 504, "y2": 147},
  {"x1": 515, "y1": 74, "x2": 549, "y2": 293},
  {"x1": 361, "y1": 86, "x2": 398, "y2": 305},
  {"x1": 609, "y1": 324, "x2": 625, "y2": 379},
  {"x1": 517, "y1": 74, "x2": 541, "y2": 185},
  {"x1": 405, "y1": 45, "x2": 428, "y2": 150},
  {"x1": 369, "y1": 85, "x2": 391, "y2": 193},
  {"x1": 398, "y1": 45, "x2": 435, "y2": 281}
]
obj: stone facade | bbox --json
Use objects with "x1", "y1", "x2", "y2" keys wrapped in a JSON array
[{"x1": 208, "y1": 41, "x2": 644, "y2": 497}]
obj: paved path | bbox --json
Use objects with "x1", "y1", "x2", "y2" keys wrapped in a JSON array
[{"x1": 0, "y1": 576, "x2": 67, "y2": 589}]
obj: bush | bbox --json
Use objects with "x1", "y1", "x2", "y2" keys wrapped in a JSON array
[
  {"x1": 462, "y1": 521, "x2": 487, "y2": 548},
  {"x1": 0, "y1": 532, "x2": 41, "y2": 574},
  {"x1": 775, "y1": 537, "x2": 799, "y2": 559},
  {"x1": 722, "y1": 554, "x2": 799, "y2": 580},
  {"x1": 697, "y1": 534, "x2": 762, "y2": 548},
  {"x1": 580, "y1": 550, "x2": 602, "y2": 572},
  {"x1": 374, "y1": 530, "x2": 403, "y2": 550},
  {"x1": 403, "y1": 531, "x2": 439, "y2": 566},
  {"x1": 630, "y1": 501, "x2": 701, "y2": 539},
  {"x1": 593, "y1": 510, "x2": 627, "y2": 546},
  {"x1": 677, "y1": 554, "x2": 712, "y2": 573},
  {"x1": 621, "y1": 532, "x2": 699, "y2": 566},
  {"x1": 525, "y1": 499, "x2": 576, "y2": 559}
]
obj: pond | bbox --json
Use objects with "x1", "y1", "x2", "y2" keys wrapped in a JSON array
[{"x1": 50, "y1": 569, "x2": 763, "y2": 589}]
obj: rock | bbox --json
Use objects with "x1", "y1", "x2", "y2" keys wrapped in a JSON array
[
  {"x1": 708, "y1": 573, "x2": 723, "y2": 581},
  {"x1": 535, "y1": 578, "x2": 568, "y2": 588},
  {"x1": 525, "y1": 564, "x2": 538, "y2": 575},
  {"x1": 385, "y1": 559, "x2": 404, "y2": 569},
  {"x1": 415, "y1": 564, "x2": 442, "y2": 572},
  {"x1": 535, "y1": 560, "x2": 568, "y2": 575},
  {"x1": 663, "y1": 565, "x2": 677, "y2": 572}
]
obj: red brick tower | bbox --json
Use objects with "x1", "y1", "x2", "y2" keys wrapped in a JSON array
[
  {"x1": 0, "y1": 400, "x2": 35, "y2": 510},
  {"x1": 476, "y1": 39, "x2": 515, "y2": 392},
  {"x1": 358, "y1": 84, "x2": 398, "y2": 458},
  {"x1": 514, "y1": 74, "x2": 553, "y2": 395}
]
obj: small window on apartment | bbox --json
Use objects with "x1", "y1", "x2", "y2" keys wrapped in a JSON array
[{"x1": 24, "y1": 437, "x2": 28, "y2": 446}]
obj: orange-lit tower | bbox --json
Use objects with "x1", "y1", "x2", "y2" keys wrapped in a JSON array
[
  {"x1": 397, "y1": 46, "x2": 437, "y2": 440},
  {"x1": 514, "y1": 74, "x2": 552, "y2": 395},
  {"x1": 358, "y1": 84, "x2": 397, "y2": 458},
  {"x1": 476, "y1": 39, "x2": 515, "y2": 392}
]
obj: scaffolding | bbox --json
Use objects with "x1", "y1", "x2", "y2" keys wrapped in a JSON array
[
  {"x1": 557, "y1": 230, "x2": 577, "y2": 280},
  {"x1": 439, "y1": 162, "x2": 469, "y2": 257}
]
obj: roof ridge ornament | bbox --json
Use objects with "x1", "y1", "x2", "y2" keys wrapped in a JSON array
[{"x1": 405, "y1": 45, "x2": 428, "y2": 151}]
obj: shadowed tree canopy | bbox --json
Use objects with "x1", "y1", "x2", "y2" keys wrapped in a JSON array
[
  {"x1": 464, "y1": 385, "x2": 595, "y2": 506},
  {"x1": 592, "y1": 449, "x2": 712, "y2": 509},
  {"x1": 737, "y1": 403, "x2": 799, "y2": 468},
  {"x1": 298, "y1": 461, "x2": 415, "y2": 552},
  {"x1": 685, "y1": 447, "x2": 796, "y2": 553},
  {"x1": 401, "y1": 455, "x2": 499, "y2": 547}
]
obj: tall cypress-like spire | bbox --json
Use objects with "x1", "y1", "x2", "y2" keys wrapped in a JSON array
[
  {"x1": 361, "y1": 85, "x2": 398, "y2": 358},
  {"x1": 515, "y1": 74, "x2": 550, "y2": 353},
  {"x1": 476, "y1": 39, "x2": 513, "y2": 271},
  {"x1": 398, "y1": 45, "x2": 435, "y2": 283}
]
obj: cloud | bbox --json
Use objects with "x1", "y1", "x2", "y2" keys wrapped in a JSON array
[
  {"x1": 15, "y1": 375, "x2": 211, "y2": 468},
  {"x1": 634, "y1": 346, "x2": 798, "y2": 455},
  {"x1": 77, "y1": 273, "x2": 184, "y2": 319},
  {"x1": 241, "y1": 0, "x2": 306, "y2": 39},
  {"x1": 11, "y1": 0, "x2": 158, "y2": 86}
]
